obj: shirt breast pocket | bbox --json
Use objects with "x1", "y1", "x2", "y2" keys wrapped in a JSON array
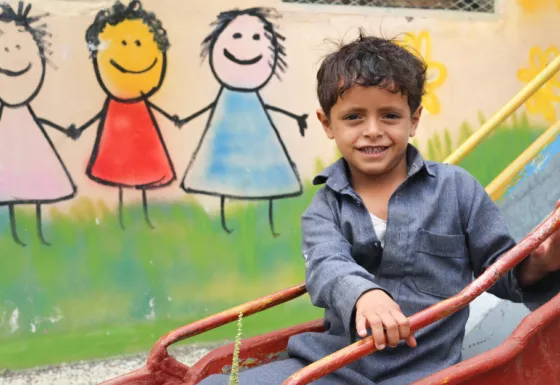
[{"x1": 412, "y1": 229, "x2": 470, "y2": 299}]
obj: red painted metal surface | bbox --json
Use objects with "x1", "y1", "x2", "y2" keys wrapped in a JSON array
[
  {"x1": 409, "y1": 291, "x2": 560, "y2": 385},
  {"x1": 99, "y1": 283, "x2": 311, "y2": 385},
  {"x1": 99, "y1": 206, "x2": 560, "y2": 385},
  {"x1": 282, "y1": 206, "x2": 560, "y2": 385},
  {"x1": 184, "y1": 320, "x2": 325, "y2": 385}
]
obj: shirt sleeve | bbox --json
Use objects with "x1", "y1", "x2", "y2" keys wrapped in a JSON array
[
  {"x1": 301, "y1": 187, "x2": 391, "y2": 338},
  {"x1": 458, "y1": 169, "x2": 559, "y2": 311}
]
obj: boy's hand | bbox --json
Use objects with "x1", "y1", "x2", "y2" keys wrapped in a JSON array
[
  {"x1": 518, "y1": 200, "x2": 560, "y2": 287},
  {"x1": 355, "y1": 289, "x2": 417, "y2": 350}
]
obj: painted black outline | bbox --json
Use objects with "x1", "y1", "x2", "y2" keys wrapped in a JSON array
[
  {"x1": 223, "y1": 49, "x2": 262, "y2": 66},
  {"x1": 0, "y1": 104, "x2": 78, "y2": 246},
  {"x1": 179, "y1": 7, "x2": 307, "y2": 236},
  {"x1": 0, "y1": 33, "x2": 45, "y2": 108},
  {"x1": 0, "y1": 1, "x2": 53, "y2": 68},
  {"x1": 0, "y1": 4, "x2": 76, "y2": 246},
  {"x1": 110, "y1": 57, "x2": 158, "y2": 74},
  {"x1": 202, "y1": 7, "x2": 287, "y2": 92},
  {"x1": 0, "y1": 62, "x2": 31, "y2": 76},
  {"x1": 91, "y1": 51, "x2": 167, "y2": 104},
  {"x1": 0, "y1": 105, "x2": 77, "y2": 208},
  {"x1": 70, "y1": 2, "x2": 177, "y2": 230}
]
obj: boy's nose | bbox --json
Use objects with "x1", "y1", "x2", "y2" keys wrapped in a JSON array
[{"x1": 363, "y1": 119, "x2": 383, "y2": 138}]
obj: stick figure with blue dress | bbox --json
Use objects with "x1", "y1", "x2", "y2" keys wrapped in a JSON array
[{"x1": 178, "y1": 7, "x2": 307, "y2": 236}]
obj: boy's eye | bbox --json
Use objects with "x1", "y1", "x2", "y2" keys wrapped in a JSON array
[
  {"x1": 233, "y1": 32, "x2": 242, "y2": 39},
  {"x1": 343, "y1": 114, "x2": 361, "y2": 121},
  {"x1": 121, "y1": 40, "x2": 127, "y2": 46},
  {"x1": 135, "y1": 40, "x2": 141, "y2": 47},
  {"x1": 384, "y1": 113, "x2": 400, "y2": 120}
]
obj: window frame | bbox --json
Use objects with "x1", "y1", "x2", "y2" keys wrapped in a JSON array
[{"x1": 278, "y1": 0, "x2": 505, "y2": 20}]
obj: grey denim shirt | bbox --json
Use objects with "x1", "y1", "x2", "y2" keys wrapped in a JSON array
[{"x1": 287, "y1": 145, "x2": 559, "y2": 384}]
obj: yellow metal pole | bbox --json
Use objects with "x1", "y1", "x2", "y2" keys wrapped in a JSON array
[
  {"x1": 444, "y1": 54, "x2": 560, "y2": 165},
  {"x1": 485, "y1": 120, "x2": 560, "y2": 201}
]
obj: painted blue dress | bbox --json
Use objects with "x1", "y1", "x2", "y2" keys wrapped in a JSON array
[{"x1": 181, "y1": 87, "x2": 302, "y2": 199}]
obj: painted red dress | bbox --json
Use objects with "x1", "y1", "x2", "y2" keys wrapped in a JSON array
[{"x1": 87, "y1": 99, "x2": 175, "y2": 188}]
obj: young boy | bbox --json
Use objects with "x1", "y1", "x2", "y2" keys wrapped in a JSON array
[{"x1": 200, "y1": 33, "x2": 560, "y2": 385}]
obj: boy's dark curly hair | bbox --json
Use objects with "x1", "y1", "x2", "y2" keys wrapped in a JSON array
[
  {"x1": 85, "y1": 0, "x2": 169, "y2": 55},
  {"x1": 317, "y1": 31, "x2": 427, "y2": 118}
]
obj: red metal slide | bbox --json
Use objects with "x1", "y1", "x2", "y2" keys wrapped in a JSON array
[{"x1": 100, "y1": 206, "x2": 560, "y2": 385}]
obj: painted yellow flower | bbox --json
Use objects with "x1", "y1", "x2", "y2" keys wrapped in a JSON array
[
  {"x1": 517, "y1": 0, "x2": 560, "y2": 13},
  {"x1": 397, "y1": 31, "x2": 447, "y2": 115},
  {"x1": 517, "y1": 46, "x2": 560, "y2": 123}
]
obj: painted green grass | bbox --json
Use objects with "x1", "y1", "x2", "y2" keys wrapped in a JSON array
[
  {"x1": 456, "y1": 113, "x2": 545, "y2": 186},
  {"x1": 413, "y1": 112, "x2": 545, "y2": 186},
  {"x1": 0, "y1": 113, "x2": 547, "y2": 370},
  {"x1": 0, "y1": 296, "x2": 320, "y2": 369}
]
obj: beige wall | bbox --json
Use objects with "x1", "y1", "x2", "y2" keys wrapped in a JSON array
[
  {"x1": 4, "y1": 0, "x2": 560, "y2": 212},
  {"x1": 2, "y1": 0, "x2": 560, "y2": 370}
]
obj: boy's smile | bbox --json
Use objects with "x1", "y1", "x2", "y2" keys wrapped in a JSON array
[
  {"x1": 318, "y1": 85, "x2": 421, "y2": 182},
  {"x1": 94, "y1": 19, "x2": 165, "y2": 101}
]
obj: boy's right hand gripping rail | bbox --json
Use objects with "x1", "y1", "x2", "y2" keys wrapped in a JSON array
[{"x1": 282, "y1": 205, "x2": 560, "y2": 385}]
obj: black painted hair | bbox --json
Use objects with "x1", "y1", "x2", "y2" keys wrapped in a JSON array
[
  {"x1": 0, "y1": 1, "x2": 51, "y2": 60},
  {"x1": 85, "y1": 0, "x2": 169, "y2": 55},
  {"x1": 200, "y1": 7, "x2": 287, "y2": 79},
  {"x1": 317, "y1": 30, "x2": 427, "y2": 118}
]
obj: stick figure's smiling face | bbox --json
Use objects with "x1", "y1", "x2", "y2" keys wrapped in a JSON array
[
  {"x1": 211, "y1": 15, "x2": 276, "y2": 91},
  {"x1": 0, "y1": 22, "x2": 44, "y2": 106},
  {"x1": 95, "y1": 19, "x2": 164, "y2": 100}
]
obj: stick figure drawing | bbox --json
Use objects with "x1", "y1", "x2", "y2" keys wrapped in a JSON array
[
  {"x1": 0, "y1": 1, "x2": 76, "y2": 246},
  {"x1": 68, "y1": 0, "x2": 178, "y2": 230},
  {"x1": 179, "y1": 7, "x2": 308, "y2": 237}
]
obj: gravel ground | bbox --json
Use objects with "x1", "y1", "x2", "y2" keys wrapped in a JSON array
[{"x1": 0, "y1": 342, "x2": 225, "y2": 385}]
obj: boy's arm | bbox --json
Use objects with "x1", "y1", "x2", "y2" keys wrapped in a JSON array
[
  {"x1": 302, "y1": 187, "x2": 391, "y2": 337},
  {"x1": 515, "y1": 200, "x2": 560, "y2": 287},
  {"x1": 459, "y1": 172, "x2": 559, "y2": 310}
]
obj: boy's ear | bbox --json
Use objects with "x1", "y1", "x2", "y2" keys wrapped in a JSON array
[
  {"x1": 316, "y1": 109, "x2": 335, "y2": 139},
  {"x1": 409, "y1": 105, "x2": 423, "y2": 138}
]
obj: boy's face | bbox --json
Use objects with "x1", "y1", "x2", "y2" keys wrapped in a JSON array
[{"x1": 317, "y1": 85, "x2": 421, "y2": 180}]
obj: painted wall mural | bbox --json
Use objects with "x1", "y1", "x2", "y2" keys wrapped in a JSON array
[
  {"x1": 0, "y1": 0, "x2": 558, "y2": 375},
  {"x1": 517, "y1": 45, "x2": 560, "y2": 123},
  {"x1": 398, "y1": 30, "x2": 447, "y2": 115},
  {"x1": 178, "y1": 7, "x2": 308, "y2": 236},
  {"x1": 517, "y1": 0, "x2": 560, "y2": 13},
  {"x1": 0, "y1": 2, "x2": 76, "y2": 246},
  {"x1": 69, "y1": 0, "x2": 178, "y2": 230}
]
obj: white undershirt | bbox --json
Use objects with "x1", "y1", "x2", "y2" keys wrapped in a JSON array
[{"x1": 369, "y1": 213, "x2": 387, "y2": 247}]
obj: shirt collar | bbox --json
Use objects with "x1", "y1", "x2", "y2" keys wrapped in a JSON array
[{"x1": 312, "y1": 144, "x2": 435, "y2": 193}]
